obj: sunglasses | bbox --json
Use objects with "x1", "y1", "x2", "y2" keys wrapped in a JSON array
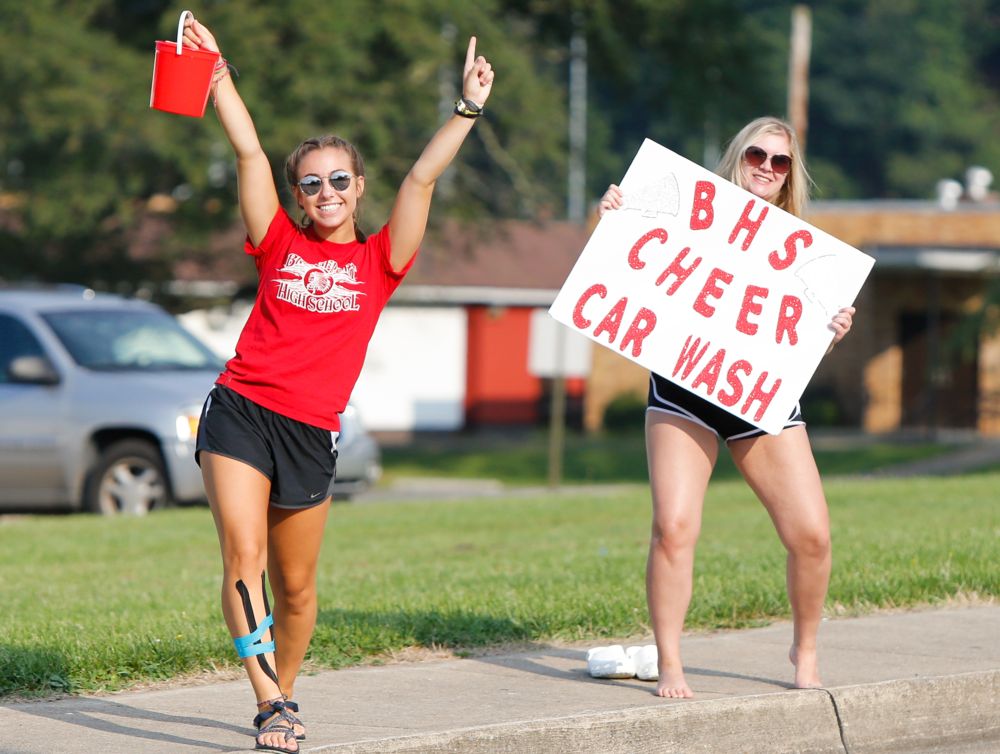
[
  {"x1": 743, "y1": 146, "x2": 792, "y2": 175},
  {"x1": 298, "y1": 170, "x2": 354, "y2": 196}
]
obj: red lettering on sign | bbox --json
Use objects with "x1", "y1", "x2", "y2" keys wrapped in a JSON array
[
  {"x1": 691, "y1": 348, "x2": 726, "y2": 394},
  {"x1": 572, "y1": 284, "x2": 607, "y2": 329},
  {"x1": 728, "y1": 200, "x2": 769, "y2": 251},
  {"x1": 629, "y1": 228, "x2": 669, "y2": 270},
  {"x1": 655, "y1": 247, "x2": 702, "y2": 294},
  {"x1": 594, "y1": 296, "x2": 628, "y2": 343},
  {"x1": 690, "y1": 181, "x2": 716, "y2": 230},
  {"x1": 775, "y1": 295, "x2": 802, "y2": 345},
  {"x1": 735, "y1": 285, "x2": 769, "y2": 336},
  {"x1": 693, "y1": 267, "x2": 734, "y2": 318},
  {"x1": 671, "y1": 335, "x2": 781, "y2": 424},
  {"x1": 620, "y1": 308, "x2": 657, "y2": 357},
  {"x1": 672, "y1": 335, "x2": 710, "y2": 380},
  {"x1": 769, "y1": 229, "x2": 812, "y2": 271},
  {"x1": 741, "y1": 372, "x2": 782, "y2": 422},
  {"x1": 718, "y1": 360, "x2": 753, "y2": 407}
]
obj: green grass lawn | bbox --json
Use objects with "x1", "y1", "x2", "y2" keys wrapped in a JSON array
[
  {"x1": 380, "y1": 430, "x2": 952, "y2": 485},
  {"x1": 2, "y1": 467, "x2": 997, "y2": 699}
]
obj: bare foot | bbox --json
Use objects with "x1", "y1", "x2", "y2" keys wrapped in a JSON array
[
  {"x1": 654, "y1": 663, "x2": 694, "y2": 698},
  {"x1": 789, "y1": 644, "x2": 823, "y2": 689}
]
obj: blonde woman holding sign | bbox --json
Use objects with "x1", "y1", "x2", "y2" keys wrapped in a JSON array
[
  {"x1": 599, "y1": 116, "x2": 854, "y2": 698},
  {"x1": 180, "y1": 14, "x2": 493, "y2": 753}
]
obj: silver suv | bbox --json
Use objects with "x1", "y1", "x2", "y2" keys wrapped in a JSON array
[{"x1": 0, "y1": 286, "x2": 380, "y2": 514}]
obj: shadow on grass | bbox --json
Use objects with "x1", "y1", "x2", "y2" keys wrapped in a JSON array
[{"x1": 314, "y1": 607, "x2": 534, "y2": 659}]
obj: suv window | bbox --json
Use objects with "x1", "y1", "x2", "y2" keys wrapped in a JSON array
[
  {"x1": 0, "y1": 313, "x2": 47, "y2": 383},
  {"x1": 42, "y1": 309, "x2": 224, "y2": 371}
]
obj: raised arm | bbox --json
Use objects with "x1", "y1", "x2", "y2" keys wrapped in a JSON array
[
  {"x1": 183, "y1": 16, "x2": 278, "y2": 246},
  {"x1": 387, "y1": 36, "x2": 495, "y2": 272}
]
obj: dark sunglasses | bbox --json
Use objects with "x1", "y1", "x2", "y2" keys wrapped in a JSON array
[
  {"x1": 298, "y1": 170, "x2": 354, "y2": 196},
  {"x1": 743, "y1": 145, "x2": 792, "y2": 175}
]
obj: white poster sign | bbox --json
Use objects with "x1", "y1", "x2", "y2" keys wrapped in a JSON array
[{"x1": 549, "y1": 138, "x2": 875, "y2": 435}]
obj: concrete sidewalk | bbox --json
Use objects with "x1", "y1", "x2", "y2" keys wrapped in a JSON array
[{"x1": 3, "y1": 605, "x2": 998, "y2": 754}]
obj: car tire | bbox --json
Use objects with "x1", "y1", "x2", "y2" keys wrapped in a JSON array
[{"x1": 83, "y1": 439, "x2": 170, "y2": 516}]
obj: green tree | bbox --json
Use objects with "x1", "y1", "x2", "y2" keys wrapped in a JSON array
[
  {"x1": 0, "y1": 0, "x2": 183, "y2": 282},
  {"x1": 0, "y1": 0, "x2": 572, "y2": 287},
  {"x1": 808, "y1": 0, "x2": 1000, "y2": 198},
  {"x1": 501, "y1": 0, "x2": 780, "y2": 196},
  {"x1": 2, "y1": 0, "x2": 999, "y2": 293}
]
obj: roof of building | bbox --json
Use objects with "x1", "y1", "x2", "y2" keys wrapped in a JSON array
[
  {"x1": 404, "y1": 219, "x2": 591, "y2": 290},
  {"x1": 807, "y1": 198, "x2": 1000, "y2": 249}
]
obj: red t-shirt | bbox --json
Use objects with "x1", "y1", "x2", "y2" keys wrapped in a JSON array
[{"x1": 217, "y1": 208, "x2": 415, "y2": 431}]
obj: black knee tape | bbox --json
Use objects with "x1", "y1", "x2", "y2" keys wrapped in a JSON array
[{"x1": 234, "y1": 573, "x2": 279, "y2": 685}]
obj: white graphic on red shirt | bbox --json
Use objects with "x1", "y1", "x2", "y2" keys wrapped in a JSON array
[{"x1": 274, "y1": 253, "x2": 364, "y2": 313}]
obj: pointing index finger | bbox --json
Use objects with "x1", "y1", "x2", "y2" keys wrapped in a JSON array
[{"x1": 465, "y1": 36, "x2": 477, "y2": 70}]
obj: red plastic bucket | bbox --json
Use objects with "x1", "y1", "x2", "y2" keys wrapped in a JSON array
[{"x1": 149, "y1": 10, "x2": 220, "y2": 118}]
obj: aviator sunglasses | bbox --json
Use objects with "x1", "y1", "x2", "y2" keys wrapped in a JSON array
[
  {"x1": 298, "y1": 170, "x2": 354, "y2": 196},
  {"x1": 743, "y1": 145, "x2": 792, "y2": 175}
]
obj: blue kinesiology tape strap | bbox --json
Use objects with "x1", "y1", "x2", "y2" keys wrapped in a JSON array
[
  {"x1": 234, "y1": 575, "x2": 280, "y2": 684},
  {"x1": 233, "y1": 613, "x2": 276, "y2": 657}
]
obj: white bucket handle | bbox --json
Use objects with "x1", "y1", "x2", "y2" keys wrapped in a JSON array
[{"x1": 175, "y1": 10, "x2": 193, "y2": 55}]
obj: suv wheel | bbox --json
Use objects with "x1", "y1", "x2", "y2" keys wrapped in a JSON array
[{"x1": 84, "y1": 440, "x2": 170, "y2": 515}]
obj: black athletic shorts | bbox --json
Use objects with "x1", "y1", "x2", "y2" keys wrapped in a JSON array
[
  {"x1": 647, "y1": 373, "x2": 804, "y2": 442},
  {"x1": 195, "y1": 385, "x2": 339, "y2": 509}
]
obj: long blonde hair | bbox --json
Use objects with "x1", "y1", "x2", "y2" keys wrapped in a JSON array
[{"x1": 715, "y1": 117, "x2": 811, "y2": 218}]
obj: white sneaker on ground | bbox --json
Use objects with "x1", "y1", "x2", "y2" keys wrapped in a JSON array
[
  {"x1": 627, "y1": 644, "x2": 659, "y2": 681},
  {"x1": 586, "y1": 645, "x2": 636, "y2": 679}
]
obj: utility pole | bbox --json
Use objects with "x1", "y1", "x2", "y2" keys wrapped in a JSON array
[
  {"x1": 548, "y1": 10, "x2": 587, "y2": 489},
  {"x1": 438, "y1": 21, "x2": 459, "y2": 199},
  {"x1": 567, "y1": 11, "x2": 587, "y2": 223},
  {"x1": 787, "y1": 5, "x2": 812, "y2": 152}
]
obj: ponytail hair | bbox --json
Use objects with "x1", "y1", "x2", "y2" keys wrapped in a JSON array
[{"x1": 285, "y1": 135, "x2": 367, "y2": 242}]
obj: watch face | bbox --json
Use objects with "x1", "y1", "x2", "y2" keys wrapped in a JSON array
[{"x1": 457, "y1": 98, "x2": 481, "y2": 116}]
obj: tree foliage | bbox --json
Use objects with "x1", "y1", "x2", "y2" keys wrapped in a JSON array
[
  {"x1": 0, "y1": 0, "x2": 998, "y2": 289},
  {"x1": 808, "y1": 0, "x2": 1000, "y2": 198}
]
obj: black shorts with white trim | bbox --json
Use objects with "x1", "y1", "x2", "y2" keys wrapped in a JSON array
[
  {"x1": 195, "y1": 385, "x2": 339, "y2": 508},
  {"x1": 646, "y1": 373, "x2": 804, "y2": 442}
]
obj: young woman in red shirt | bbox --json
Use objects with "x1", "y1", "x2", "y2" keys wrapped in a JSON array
[{"x1": 182, "y1": 15, "x2": 494, "y2": 753}]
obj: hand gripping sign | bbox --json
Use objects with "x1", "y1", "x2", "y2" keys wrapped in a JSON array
[{"x1": 549, "y1": 139, "x2": 875, "y2": 435}]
